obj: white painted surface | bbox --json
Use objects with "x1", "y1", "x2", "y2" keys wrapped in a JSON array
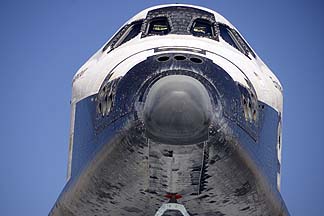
[{"x1": 71, "y1": 4, "x2": 282, "y2": 113}]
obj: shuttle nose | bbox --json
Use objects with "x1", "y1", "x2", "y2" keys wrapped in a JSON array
[{"x1": 143, "y1": 75, "x2": 212, "y2": 144}]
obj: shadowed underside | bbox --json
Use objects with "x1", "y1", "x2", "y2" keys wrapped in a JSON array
[{"x1": 52, "y1": 119, "x2": 278, "y2": 216}]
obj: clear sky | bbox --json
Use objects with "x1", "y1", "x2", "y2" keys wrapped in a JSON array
[{"x1": 0, "y1": 0, "x2": 323, "y2": 215}]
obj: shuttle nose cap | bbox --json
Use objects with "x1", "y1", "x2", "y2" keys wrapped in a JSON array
[{"x1": 143, "y1": 75, "x2": 212, "y2": 144}]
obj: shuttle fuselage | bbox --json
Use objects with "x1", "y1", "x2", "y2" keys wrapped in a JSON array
[{"x1": 50, "y1": 4, "x2": 289, "y2": 216}]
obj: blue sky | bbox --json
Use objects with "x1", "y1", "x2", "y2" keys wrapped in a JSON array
[{"x1": 0, "y1": 0, "x2": 323, "y2": 215}]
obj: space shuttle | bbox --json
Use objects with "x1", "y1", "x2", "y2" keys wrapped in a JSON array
[{"x1": 50, "y1": 4, "x2": 290, "y2": 216}]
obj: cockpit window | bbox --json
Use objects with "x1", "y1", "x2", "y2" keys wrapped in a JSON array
[
  {"x1": 232, "y1": 29, "x2": 256, "y2": 58},
  {"x1": 147, "y1": 18, "x2": 170, "y2": 35},
  {"x1": 114, "y1": 20, "x2": 142, "y2": 47},
  {"x1": 219, "y1": 23, "x2": 256, "y2": 59},
  {"x1": 102, "y1": 20, "x2": 143, "y2": 52},
  {"x1": 191, "y1": 19, "x2": 214, "y2": 37},
  {"x1": 219, "y1": 23, "x2": 242, "y2": 51}
]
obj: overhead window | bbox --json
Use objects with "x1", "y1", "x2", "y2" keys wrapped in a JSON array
[
  {"x1": 219, "y1": 23, "x2": 243, "y2": 51},
  {"x1": 147, "y1": 18, "x2": 170, "y2": 35},
  {"x1": 191, "y1": 19, "x2": 214, "y2": 37}
]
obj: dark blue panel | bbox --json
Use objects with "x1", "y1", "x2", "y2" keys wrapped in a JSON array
[
  {"x1": 71, "y1": 94, "x2": 132, "y2": 179},
  {"x1": 234, "y1": 101, "x2": 280, "y2": 190},
  {"x1": 71, "y1": 96, "x2": 96, "y2": 177}
]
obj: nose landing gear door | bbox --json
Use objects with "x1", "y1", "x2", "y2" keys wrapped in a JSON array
[{"x1": 155, "y1": 203, "x2": 190, "y2": 216}]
